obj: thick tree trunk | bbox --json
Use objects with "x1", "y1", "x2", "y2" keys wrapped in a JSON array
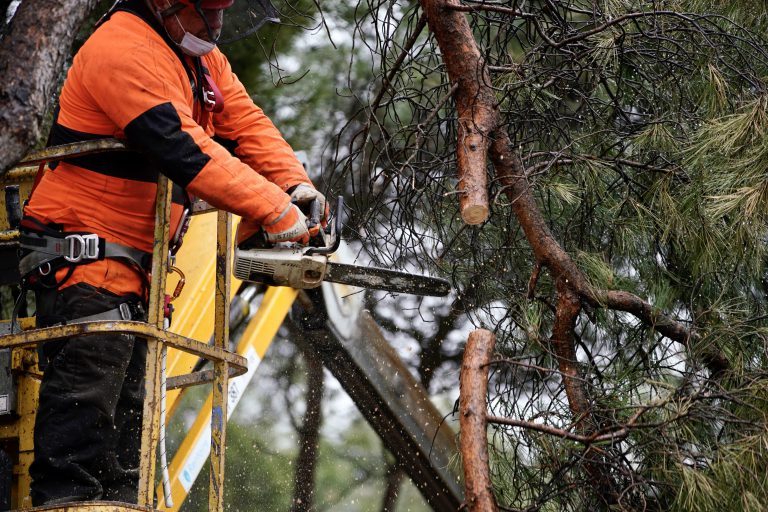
[
  {"x1": 291, "y1": 352, "x2": 324, "y2": 512},
  {"x1": 0, "y1": 0, "x2": 100, "y2": 173},
  {"x1": 459, "y1": 329, "x2": 498, "y2": 512}
]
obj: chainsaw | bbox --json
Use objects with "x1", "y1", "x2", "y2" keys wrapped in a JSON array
[{"x1": 233, "y1": 197, "x2": 451, "y2": 297}]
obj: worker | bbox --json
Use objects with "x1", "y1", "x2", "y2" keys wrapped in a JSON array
[{"x1": 17, "y1": 0, "x2": 326, "y2": 505}]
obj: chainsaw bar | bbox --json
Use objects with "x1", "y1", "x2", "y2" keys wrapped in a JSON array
[{"x1": 324, "y1": 262, "x2": 451, "y2": 297}]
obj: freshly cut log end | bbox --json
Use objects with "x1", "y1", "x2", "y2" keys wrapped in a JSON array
[{"x1": 461, "y1": 204, "x2": 489, "y2": 225}]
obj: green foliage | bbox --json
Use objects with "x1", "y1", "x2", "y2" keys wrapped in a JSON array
[{"x1": 326, "y1": 0, "x2": 768, "y2": 510}]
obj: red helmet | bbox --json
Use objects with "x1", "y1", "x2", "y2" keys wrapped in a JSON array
[{"x1": 178, "y1": 0, "x2": 235, "y2": 9}]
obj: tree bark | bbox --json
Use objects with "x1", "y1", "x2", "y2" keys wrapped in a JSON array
[
  {"x1": 459, "y1": 329, "x2": 499, "y2": 512},
  {"x1": 0, "y1": 0, "x2": 100, "y2": 174},
  {"x1": 420, "y1": 0, "x2": 495, "y2": 225},
  {"x1": 550, "y1": 281, "x2": 590, "y2": 430},
  {"x1": 291, "y1": 352, "x2": 324, "y2": 512},
  {"x1": 550, "y1": 280, "x2": 620, "y2": 506}
]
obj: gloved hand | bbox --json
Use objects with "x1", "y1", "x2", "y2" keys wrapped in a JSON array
[
  {"x1": 263, "y1": 203, "x2": 310, "y2": 244},
  {"x1": 289, "y1": 183, "x2": 329, "y2": 234}
]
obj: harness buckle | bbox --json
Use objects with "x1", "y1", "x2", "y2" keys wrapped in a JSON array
[
  {"x1": 64, "y1": 234, "x2": 100, "y2": 263},
  {"x1": 119, "y1": 302, "x2": 131, "y2": 320},
  {"x1": 118, "y1": 302, "x2": 146, "y2": 321}
]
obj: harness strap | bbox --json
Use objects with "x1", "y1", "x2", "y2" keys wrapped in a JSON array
[
  {"x1": 69, "y1": 301, "x2": 145, "y2": 324},
  {"x1": 18, "y1": 231, "x2": 151, "y2": 278}
]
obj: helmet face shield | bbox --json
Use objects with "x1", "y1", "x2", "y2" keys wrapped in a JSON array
[{"x1": 217, "y1": 0, "x2": 279, "y2": 45}]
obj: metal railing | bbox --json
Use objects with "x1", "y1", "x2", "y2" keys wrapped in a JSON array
[{"x1": 0, "y1": 146, "x2": 246, "y2": 511}]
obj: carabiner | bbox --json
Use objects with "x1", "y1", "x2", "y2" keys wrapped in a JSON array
[{"x1": 168, "y1": 266, "x2": 186, "y2": 302}]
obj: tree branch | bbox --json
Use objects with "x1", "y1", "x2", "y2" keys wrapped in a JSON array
[
  {"x1": 420, "y1": 0, "x2": 496, "y2": 224},
  {"x1": 490, "y1": 138, "x2": 730, "y2": 375},
  {"x1": 598, "y1": 289, "x2": 729, "y2": 376},
  {"x1": 459, "y1": 329, "x2": 499, "y2": 512}
]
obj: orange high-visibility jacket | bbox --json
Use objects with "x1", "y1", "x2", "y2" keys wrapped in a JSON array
[{"x1": 24, "y1": 3, "x2": 312, "y2": 296}]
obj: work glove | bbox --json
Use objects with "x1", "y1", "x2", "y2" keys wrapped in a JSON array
[
  {"x1": 263, "y1": 203, "x2": 310, "y2": 244},
  {"x1": 288, "y1": 184, "x2": 329, "y2": 235}
]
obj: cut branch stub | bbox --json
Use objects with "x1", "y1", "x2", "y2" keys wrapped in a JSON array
[
  {"x1": 420, "y1": 0, "x2": 497, "y2": 225},
  {"x1": 459, "y1": 329, "x2": 499, "y2": 512}
]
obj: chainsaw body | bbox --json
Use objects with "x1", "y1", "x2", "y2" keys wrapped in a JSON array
[
  {"x1": 233, "y1": 245, "x2": 328, "y2": 289},
  {"x1": 234, "y1": 196, "x2": 341, "y2": 290}
]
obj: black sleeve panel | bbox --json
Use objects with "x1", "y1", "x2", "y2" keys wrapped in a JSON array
[
  {"x1": 49, "y1": 121, "x2": 161, "y2": 182},
  {"x1": 124, "y1": 102, "x2": 211, "y2": 187},
  {"x1": 212, "y1": 135, "x2": 238, "y2": 156}
]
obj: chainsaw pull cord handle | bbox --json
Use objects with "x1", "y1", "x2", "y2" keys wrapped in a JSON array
[{"x1": 305, "y1": 196, "x2": 343, "y2": 256}]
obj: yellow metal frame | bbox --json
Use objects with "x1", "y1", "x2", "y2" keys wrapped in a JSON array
[
  {"x1": 162, "y1": 211, "x2": 241, "y2": 420},
  {"x1": 0, "y1": 153, "x2": 264, "y2": 511}
]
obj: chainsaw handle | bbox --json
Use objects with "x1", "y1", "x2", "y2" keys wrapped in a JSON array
[
  {"x1": 305, "y1": 196, "x2": 343, "y2": 256},
  {"x1": 308, "y1": 197, "x2": 323, "y2": 229},
  {"x1": 295, "y1": 195, "x2": 323, "y2": 229},
  {"x1": 239, "y1": 197, "x2": 344, "y2": 253}
]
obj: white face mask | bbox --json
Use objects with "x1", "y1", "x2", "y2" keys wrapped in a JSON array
[
  {"x1": 172, "y1": 14, "x2": 216, "y2": 56},
  {"x1": 179, "y1": 31, "x2": 216, "y2": 56}
]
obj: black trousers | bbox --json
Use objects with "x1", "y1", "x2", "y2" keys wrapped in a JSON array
[{"x1": 29, "y1": 283, "x2": 146, "y2": 506}]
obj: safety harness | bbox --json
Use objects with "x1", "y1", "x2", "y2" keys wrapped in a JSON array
[
  {"x1": 18, "y1": 217, "x2": 152, "y2": 280},
  {"x1": 14, "y1": 215, "x2": 152, "y2": 331}
]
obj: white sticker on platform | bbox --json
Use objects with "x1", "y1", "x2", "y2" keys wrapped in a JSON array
[{"x1": 179, "y1": 347, "x2": 261, "y2": 492}]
